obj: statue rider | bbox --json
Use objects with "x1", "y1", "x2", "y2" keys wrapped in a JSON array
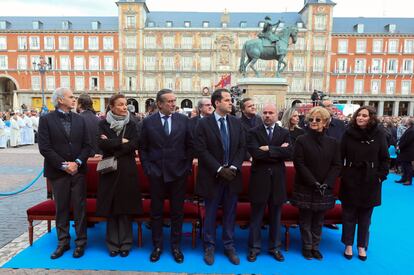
[{"x1": 258, "y1": 16, "x2": 282, "y2": 44}]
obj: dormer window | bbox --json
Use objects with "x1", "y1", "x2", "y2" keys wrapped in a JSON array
[
  {"x1": 387, "y1": 24, "x2": 396, "y2": 33},
  {"x1": 221, "y1": 22, "x2": 228, "y2": 28},
  {"x1": 355, "y1": 23, "x2": 364, "y2": 33},
  {"x1": 240, "y1": 21, "x2": 247, "y2": 28},
  {"x1": 202, "y1": 21, "x2": 209, "y2": 28},
  {"x1": 147, "y1": 21, "x2": 155, "y2": 27},
  {"x1": 297, "y1": 22, "x2": 304, "y2": 28},
  {"x1": 258, "y1": 21, "x2": 265, "y2": 28},
  {"x1": 318, "y1": 0, "x2": 326, "y2": 3},
  {"x1": 91, "y1": 21, "x2": 100, "y2": 30},
  {"x1": 32, "y1": 21, "x2": 42, "y2": 30},
  {"x1": 184, "y1": 21, "x2": 191, "y2": 28},
  {"x1": 166, "y1": 21, "x2": 173, "y2": 27},
  {"x1": 62, "y1": 21, "x2": 71, "y2": 30},
  {"x1": 0, "y1": 21, "x2": 8, "y2": 30}
]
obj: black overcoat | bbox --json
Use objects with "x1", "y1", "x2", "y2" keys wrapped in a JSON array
[
  {"x1": 339, "y1": 126, "x2": 389, "y2": 207},
  {"x1": 247, "y1": 124, "x2": 292, "y2": 205},
  {"x1": 96, "y1": 119, "x2": 142, "y2": 217},
  {"x1": 398, "y1": 127, "x2": 414, "y2": 162}
]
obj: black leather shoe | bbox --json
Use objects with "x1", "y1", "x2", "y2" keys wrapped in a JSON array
[
  {"x1": 247, "y1": 250, "x2": 258, "y2": 262},
  {"x1": 50, "y1": 245, "x2": 70, "y2": 259},
  {"x1": 344, "y1": 252, "x2": 353, "y2": 260},
  {"x1": 109, "y1": 251, "x2": 119, "y2": 257},
  {"x1": 224, "y1": 249, "x2": 240, "y2": 265},
  {"x1": 120, "y1": 250, "x2": 130, "y2": 257},
  {"x1": 403, "y1": 181, "x2": 412, "y2": 186},
  {"x1": 203, "y1": 247, "x2": 215, "y2": 265},
  {"x1": 302, "y1": 249, "x2": 313, "y2": 260},
  {"x1": 150, "y1": 247, "x2": 162, "y2": 262},
  {"x1": 269, "y1": 250, "x2": 285, "y2": 262},
  {"x1": 358, "y1": 254, "x2": 367, "y2": 261},
  {"x1": 324, "y1": 224, "x2": 339, "y2": 230},
  {"x1": 395, "y1": 179, "x2": 405, "y2": 183},
  {"x1": 172, "y1": 248, "x2": 184, "y2": 263},
  {"x1": 73, "y1": 246, "x2": 85, "y2": 258},
  {"x1": 311, "y1": 249, "x2": 323, "y2": 260}
]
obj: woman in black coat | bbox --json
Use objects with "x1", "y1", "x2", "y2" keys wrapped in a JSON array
[
  {"x1": 280, "y1": 107, "x2": 305, "y2": 146},
  {"x1": 340, "y1": 106, "x2": 389, "y2": 261},
  {"x1": 292, "y1": 107, "x2": 341, "y2": 260},
  {"x1": 97, "y1": 94, "x2": 142, "y2": 257}
]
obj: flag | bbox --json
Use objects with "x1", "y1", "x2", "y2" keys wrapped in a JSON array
[{"x1": 215, "y1": 74, "x2": 231, "y2": 88}]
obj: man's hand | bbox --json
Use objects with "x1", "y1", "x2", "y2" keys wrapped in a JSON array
[
  {"x1": 100, "y1": 134, "x2": 108, "y2": 140},
  {"x1": 64, "y1": 162, "x2": 78, "y2": 175},
  {"x1": 259, "y1": 145, "x2": 269, "y2": 151},
  {"x1": 218, "y1": 167, "x2": 236, "y2": 182},
  {"x1": 122, "y1": 138, "x2": 129, "y2": 144},
  {"x1": 281, "y1": 142, "x2": 289, "y2": 147}
]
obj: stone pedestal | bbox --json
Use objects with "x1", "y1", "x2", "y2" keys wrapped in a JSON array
[{"x1": 237, "y1": 77, "x2": 288, "y2": 110}]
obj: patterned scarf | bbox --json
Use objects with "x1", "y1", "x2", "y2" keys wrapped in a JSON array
[{"x1": 106, "y1": 110, "x2": 130, "y2": 135}]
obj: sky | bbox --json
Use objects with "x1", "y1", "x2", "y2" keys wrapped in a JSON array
[{"x1": 0, "y1": 0, "x2": 410, "y2": 17}]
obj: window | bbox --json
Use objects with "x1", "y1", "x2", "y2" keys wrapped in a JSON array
[
  {"x1": 404, "y1": 39, "x2": 414, "y2": 54},
  {"x1": 144, "y1": 78, "x2": 156, "y2": 91},
  {"x1": 387, "y1": 59, "x2": 398, "y2": 73},
  {"x1": 336, "y1": 79, "x2": 346, "y2": 94},
  {"x1": 401, "y1": 80, "x2": 411, "y2": 95},
  {"x1": 126, "y1": 36, "x2": 137, "y2": 49},
  {"x1": 291, "y1": 78, "x2": 305, "y2": 92},
  {"x1": 294, "y1": 37, "x2": 305, "y2": 50},
  {"x1": 181, "y1": 56, "x2": 193, "y2": 70},
  {"x1": 58, "y1": 36, "x2": 69, "y2": 50},
  {"x1": 103, "y1": 37, "x2": 113, "y2": 50},
  {"x1": 371, "y1": 59, "x2": 382, "y2": 73},
  {"x1": 201, "y1": 37, "x2": 211, "y2": 49},
  {"x1": 88, "y1": 37, "x2": 99, "y2": 50},
  {"x1": 182, "y1": 78, "x2": 192, "y2": 91},
  {"x1": 91, "y1": 21, "x2": 100, "y2": 30},
  {"x1": 90, "y1": 77, "x2": 99, "y2": 90},
  {"x1": 44, "y1": 36, "x2": 54, "y2": 50},
  {"x1": 166, "y1": 21, "x2": 173, "y2": 28},
  {"x1": 240, "y1": 21, "x2": 247, "y2": 28},
  {"x1": 258, "y1": 22, "x2": 264, "y2": 28},
  {"x1": 181, "y1": 36, "x2": 193, "y2": 49},
  {"x1": 126, "y1": 16, "x2": 136, "y2": 28},
  {"x1": 144, "y1": 56, "x2": 156, "y2": 70},
  {"x1": 104, "y1": 76, "x2": 114, "y2": 91},
  {"x1": 60, "y1": 56, "x2": 69, "y2": 70},
  {"x1": 125, "y1": 56, "x2": 136, "y2": 70},
  {"x1": 256, "y1": 59, "x2": 267, "y2": 71},
  {"x1": 32, "y1": 21, "x2": 41, "y2": 30},
  {"x1": 0, "y1": 56, "x2": 8, "y2": 69},
  {"x1": 388, "y1": 24, "x2": 396, "y2": 33},
  {"x1": 202, "y1": 21, "x2": 209, "y2": 28},
  {"x1": 74, "y1": 36, "x2": 84, "y2": 50},
  {"x1": 372, "y1": 40, "x2": 383, "y2": 53},
  {"x1": 313, "y1": 37, "x2": 325, "y2": 51},
  {"x1": 46, "y1": 76, "x2": 55, "y2": 91},
  {"x1": 200, "y1": 56, "x2": 211, "y2": 71},
  {"x1": 184, "y1": 21, "x2": 191, "y2": 28},
  {"x1": 163, "y1": 56, "x2": 174, "y2": 70},
  {"x1": 312, "y1": 78, "x2": 323, "y2": 91},
  {"x1": 369, "y1": 80, "x2": 380, "y2": 95},
  {"x1": 0, "y1": 36, "x2": 6, "y2": 50},
  {"x1": 147, "y1": 21, "x2": 155, "y2": 27},
  {"x1": 222, "y1": 22, "x2": 228, "y2": 28},
  {"x1": 238, "y1": 36, "x2": 249, "y2": 49},
  {"x1": 60, "y1": 76, "x2": 70, "y2": 88},
  {"x1": 388, "y1": 40, "x2": 398, "y2": 53},
  {"x1": 17, "y1": 56, "x2": 27, "y2": 70},
  {"x1": 386, "y1": 80, "x2": 396, "y2": 95},
  {"x1": 30, "y1": 56, "x2": 40, "y2": 69},
  {"x1": 74, "y1": 56, "x2": 85, "y2": 70},
  {"x1": 164, "y1": 77, "x2": 174, "y2": 90},
  {"x1": 200, "y1": 78, "x2": 210, "y2": 90},
  {"x1": 338, "y1": 40, "x2": 348, "y2": 54},
  {"x1": 61, "y1": 21, "x2": 71, "y2": 30},
  {"x1": 163, "y1": 36, "x2": 174, "y2": 49},
  {"x1": 293, "y1": 56, "x2": 305, "y2": 71},
  {"x1": 31, "y1": 76, "x2": 40, "y2": 90},
  {"x1": 104, "y1": 56, "x2": 113, "y2": 70},
  {"x1": 354, "y1": 59, "x2": 366, "y2": 73},
  {"x1": 0, "y1": 21, "x2": 7, "y2": 30},
  {"x1": 354, "y1": 79, "x2": 364, "y2": 95},
  {"x1": 75, "y1": 76, "x2": 84, "y2": 91},
  {"x1": 18, "y1": 37, "x2": 27, "y2": 50},
  {"x1": 126, "y1": 76, "x2": 137, "y2": 91},
  {"x1": 403, "y1": 59, "x2": 413, "y2": 73},
  {"x1": 356, "y1": 24, "x2": 364, "y2": 33},
  {"x1": 46, "y1": 56, "x2": 54, "y2": 69},
  {"x1": 89, "y1": 56, "x2": 99, "y2": 70},
  {"x1": 29, "y1": 36, "x2": 40, "y2": 50},
  {"x1": 337, "y1": 58, "x2": 347, "y2": 73},
  {"x1": 313, "y1": 56, "x2": 325, "y2": 72},
  {"x1": 314, "y1": 15, "x2": 327, "y2": 31},
  {"x1": 356, "y1": 39, "x2": 367, "y2": 53},
  {"x1": 144, "y1": 36, "x2": 156, "y2": 49}
]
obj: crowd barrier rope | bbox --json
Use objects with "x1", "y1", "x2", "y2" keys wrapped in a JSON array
[{"x1": 0, "y1": 169, "x2": 44, "y2": 197}]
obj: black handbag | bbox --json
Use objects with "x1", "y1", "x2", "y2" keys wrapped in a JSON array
[{"x1": 96, "y1": 126, "x2": 126, "y2": 174}]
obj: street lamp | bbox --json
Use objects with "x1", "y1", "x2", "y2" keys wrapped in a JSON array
[{"x1": 33, "y1": 56, "x2": 51, "y2": 114}]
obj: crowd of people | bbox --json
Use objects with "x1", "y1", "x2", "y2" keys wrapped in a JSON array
[
  {"x1": 9, "y1": 86, "x2": 413, "y2": 266},
  {"x1": 0, "y1": 110, "x2": 39, "y2": 149}
]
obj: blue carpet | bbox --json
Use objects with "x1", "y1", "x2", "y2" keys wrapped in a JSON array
[{"x1": 2, "y1": 173, "x2": 414, "y2": 274}]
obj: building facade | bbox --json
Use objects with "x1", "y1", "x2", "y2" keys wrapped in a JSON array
[{"x1": 0, "y1": 0, "x2": 413, "y2": 115}]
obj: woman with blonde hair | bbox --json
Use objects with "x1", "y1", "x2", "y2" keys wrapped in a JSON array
[
  {"x1": 292, "y1": 107, "x2": 342, "y2": 260},
  {"x1": 281, "y1": 107, "x2": 305, "y2": 145}
]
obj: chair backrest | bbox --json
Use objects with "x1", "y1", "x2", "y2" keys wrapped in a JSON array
[{"x1": 86, "y1": 157, "x2": 100, "y2": 196}]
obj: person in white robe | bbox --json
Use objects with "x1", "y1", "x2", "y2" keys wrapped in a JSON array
[
  {"x1": 0, "y1": 112, "x2": 7, "y2": 148},
  {"x1": 22, "y1": 112, "x2": 34, "y2": 145},
  {"x1": 10, "y1": 113, "x2": 20, "y2": 147}
]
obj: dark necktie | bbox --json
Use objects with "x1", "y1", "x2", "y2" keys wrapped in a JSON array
[
  {"x1": 267, "y1": 126, "x2": 273, "y2": 143},
  {"x1": 162, "y1": 116, "x2": 170, "y2": 136},
  {"x1": 219, "y1": 117, "x2": 229, "y2": 165}
]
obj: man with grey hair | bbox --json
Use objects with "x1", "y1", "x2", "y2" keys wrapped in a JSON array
[
  {"x1": 38, "y1": 87, "x2": 91, "y2": 259},
  {"x1": 189, "y1": 98, "x2": 213, "y2": 139}
]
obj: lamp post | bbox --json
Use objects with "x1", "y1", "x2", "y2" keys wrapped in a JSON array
[{"x1": 33, "y1": 56, "x2": 51, "y2": 114}]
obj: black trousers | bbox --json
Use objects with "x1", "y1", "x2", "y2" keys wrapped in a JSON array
[
  {"x1": 106, "y1": 215, "x2": 133, "y2": 252},
  {"x1": 298, "y1": 208, "x2": 326, "y2": 250},
  {"x1": 248, "y1": 202, "x2": 282, "y2": 253},
  {"x1": 341, "y1": 205, "x2": 374, "y2": 248},
  {"x1": 401, "y1": 161, "x2": 413, "y2": 184},
  {"x1": 50, "y1": 173, "x2": 87, "y2": 247},
  {"x1": 149, "y1": 176, "x2": 186, "y2": 250}
]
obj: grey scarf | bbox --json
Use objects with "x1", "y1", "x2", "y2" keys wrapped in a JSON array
[{"x1": 106, "y1": 110, "x2": 130, "y2": 135}]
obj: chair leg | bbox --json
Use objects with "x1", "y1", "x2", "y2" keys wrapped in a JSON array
[
  {"x1": 28, "y1": 220, "x2": 33, "y2": 245},
  {"x1": 138, "y1": 221, "x2": 143, "y2": 247},
  {"x1": 192, "y1": 221, "x2": 196, "y2": 248},
  {"x1": 285, "y1": 225, "x2": 290, "y2": 251},
  {"x1": 47, "y1": 220, "x2": 51, "y2": 232}
]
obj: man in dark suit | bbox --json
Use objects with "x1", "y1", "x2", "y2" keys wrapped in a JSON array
[
  {"x1": 396, "y1": 118, "x2": 414, "y2": 185},
  {"x1": 139, "y1": 89, "x2": 192, "y2": 263},
  {"x1": 194, "y1": 89, "x2": 245, "y2": 265},
  {"x1": 76, "y1": 93, "x2": 101, "y2": 156},
  {"x1": 246, "y1": 103, "x2": 292, "y2": 262},
  {"x1": 38, "y1": 87, "x2": 91, "y2": 259},
  {"x1": 188, "y1": 97, "x2": 213, "y2": 137},
  {"x1": 240, "y1": 98, "x2": 262, "y2": 161}
]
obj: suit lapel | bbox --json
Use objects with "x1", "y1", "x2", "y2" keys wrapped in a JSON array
[
  {"x1": 169, "y1": 113, "x2": 178, "y2": 138},
  {"x1": 51, "y1": 111, "x2": 70, "y2": 142},
  {"x1": 259, "y1": 124, "x2": 270, "y2": 144},
  {"x1": 207, "y1": 115, "x2": 223, "y2": 145},
  {"x1": 153, "y1": 112, "x2": 168, "y2": 139}
]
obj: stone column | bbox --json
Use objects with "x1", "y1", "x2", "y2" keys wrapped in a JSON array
[
  {"x1": 408, "y1": 101, "x2": 414, "y2": 116},
  {"x1": 392, "y1": 101, "x2": 400, "y2": 117},
  {"x1": 378, "y1": 101, "x2": 384, "y2": 116},
  {"x1": 100, "y1": 96, "x2": 105, "y2": 113}
]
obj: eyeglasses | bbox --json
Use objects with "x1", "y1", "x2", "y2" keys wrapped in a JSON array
[{"x1": 308, "y1": 117, "x2": 322, "y2": 123}]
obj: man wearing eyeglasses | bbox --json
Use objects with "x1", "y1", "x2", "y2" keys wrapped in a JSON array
[{"x1": 189, "y1": 98, "x2": 214, "y2": 139}]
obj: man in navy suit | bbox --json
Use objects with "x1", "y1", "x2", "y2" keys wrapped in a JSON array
[
  {"x1": 38, "y1": 87, "x2": 91, "y2": 259},
  {"x1": 194, "y1": 89, "x2": 245, "y2": 265},
  {"x1": 139, "y1": 89, "x2": 192, "y2": 263}
]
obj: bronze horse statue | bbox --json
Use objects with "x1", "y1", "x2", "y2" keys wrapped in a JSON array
[{"x1": 239, "y1": 25, "x2": 298, "y2": 77}]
